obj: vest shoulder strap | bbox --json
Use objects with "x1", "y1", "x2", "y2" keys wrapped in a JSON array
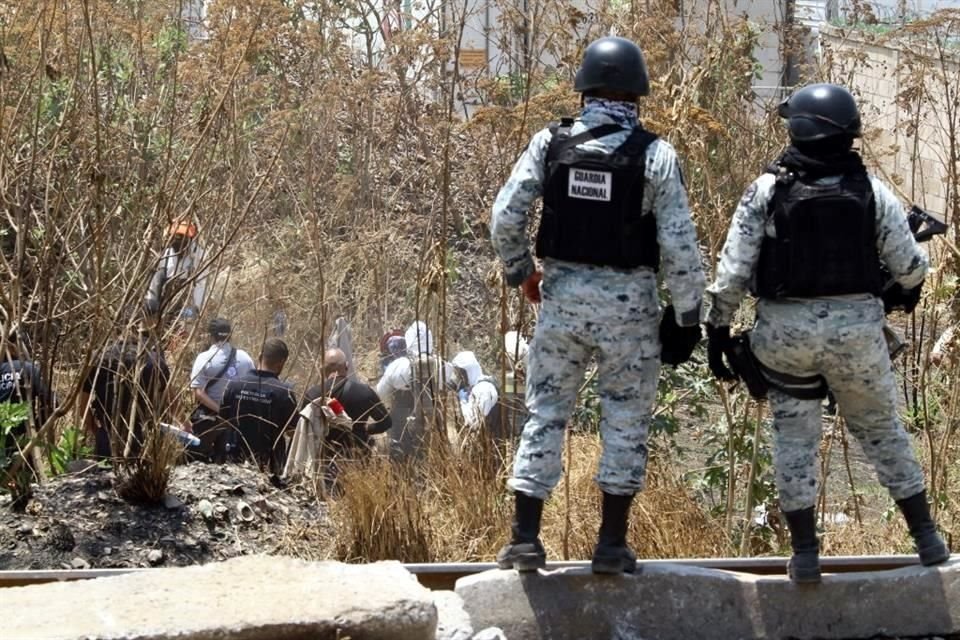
[{"x1": 546, "y1": 122, "x2": 626, "y2": 165}]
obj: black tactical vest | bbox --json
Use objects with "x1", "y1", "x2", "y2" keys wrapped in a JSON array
[
  {"x1": 535, "y1": 119, "x2": 660, "y2": 270},
  {"x1": 755, "y1": 170, "x2": 882, "y2": 299}
]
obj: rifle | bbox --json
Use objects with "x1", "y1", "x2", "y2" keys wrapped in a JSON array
[
  {"x1": 882, "y1": 205, "x2": 948, "y2": 306},
  {"x1": 907, "y1": 205, "x2": 947, "y2": 243},
  {"x1": 882, "y1": 205, "x2": 948, "y2": 357}
]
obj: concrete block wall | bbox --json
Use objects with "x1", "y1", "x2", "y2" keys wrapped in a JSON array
[{"x1": 821, "y1": 25, "x2": 958, "y2": 218}]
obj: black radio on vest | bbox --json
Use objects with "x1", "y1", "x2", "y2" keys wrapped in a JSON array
[
  {"x1": 755, "y1": 169, "x2": 882, "y2": 299},
  {"x1": 535, "y1": 118, "x2": 660, "y2": 270}
]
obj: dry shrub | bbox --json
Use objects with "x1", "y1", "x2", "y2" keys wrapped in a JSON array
[
  {"x1": 539, "y1": 436, "x2": 732, "y2": 561},
  {"x1": 330, "y1": 458, "x2": 437, "y2": 563},
  {"x1": 328, "y1": 434, "x2": 729, "y2": 563},
  {"x1": 329, "y1": 436, "x2": 509, "y2": 563},
  {"x1": 820, "y1": 518, "x2": 914, "y2": 557},
  {"x1": 114, "y1": 427, "x2": 183, "y2": 504}
]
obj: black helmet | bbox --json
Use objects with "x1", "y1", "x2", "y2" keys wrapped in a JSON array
[
  {"x1": 778, "y1": 83, "x2": 862, "y2": 142},
  {"x1": 208, "y1": 318, "x2": 231, "y2": 340},
  {"x1": 574, "y1": 36, "x2": 650, "y2": 97}
]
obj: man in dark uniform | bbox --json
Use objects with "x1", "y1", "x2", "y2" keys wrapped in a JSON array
[
  {"x1": 1, "y1": 326, "x2": 54, "y2": 475},
  {"x1": 79, "y1": 318, "x2": 170, "y2": 459},
  {"x1": 302, "y1": 348, "x2": 392, "y2": 456},
  {"x1": 219, "y1": 338, "x2": 297, "y2": 475}
]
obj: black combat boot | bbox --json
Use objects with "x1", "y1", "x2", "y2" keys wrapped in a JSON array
[
  {"x1": 591, "y1": 492, "x2": 637, "y2": 575},
  {"x1": 496, "y1": 492, "x2": 547, "y2": 572},
  {"x1": 783, "y1": 507, "x2": 821, "y2": 584},
  {"x1": 896, "y1": 491, "x2": 950, "y2": 566}
]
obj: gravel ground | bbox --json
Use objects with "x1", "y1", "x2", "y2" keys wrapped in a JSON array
[{"x1": 0, "y1": 461, "x2": 327, "y2": 570}]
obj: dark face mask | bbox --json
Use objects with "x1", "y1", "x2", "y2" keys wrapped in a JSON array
[{"x1": 791, "y1": 135, "x2": 855, "y2": 158}]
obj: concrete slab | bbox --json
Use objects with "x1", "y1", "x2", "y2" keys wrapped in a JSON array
[
  {"x1": 455, "y1": 558, "x2": 960, "y2": 640},
  {"x1": 5, "y1": 555, "x2": 438, "y2": 640}
]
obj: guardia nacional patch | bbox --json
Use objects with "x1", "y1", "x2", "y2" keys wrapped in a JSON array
[{"x1": 568, "y1": 168, "x2": 612, "y2": 202}]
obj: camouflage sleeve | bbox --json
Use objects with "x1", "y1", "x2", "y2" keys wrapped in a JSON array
[
  {"x1": 491, "y1": 128, "x2": 552, "y2": 287},
  {"x1": 870, "y1": 177, "x2": 929, "y2": 289},
  {"x1": 705, "y1": 174, "x2": 776, "y2": 327},
  {"x1": 648, "y1": 140, "x2": 706, "y2": 326}
]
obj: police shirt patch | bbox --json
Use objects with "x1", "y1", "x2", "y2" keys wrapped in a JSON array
[
  {"x1": 739, "y1": 182, "x2": 758, "y2": 207},
  {"x1": 568, "y1": 169, "x2": 612, "y2": 202}
]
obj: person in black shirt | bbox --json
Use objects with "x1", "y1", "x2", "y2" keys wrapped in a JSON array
[
  {"x1": 302, "y1": 348, "x2": 392, "y2": 456},
  {"x1": 219, "y1": 338, "x2": 297, "y2": 475},
  {"x1": 79, "y1": 327, "x2": 170, "y2": 459},
  {"x1": 1, "y1": 327, "x2": 54, "y2": 472}
]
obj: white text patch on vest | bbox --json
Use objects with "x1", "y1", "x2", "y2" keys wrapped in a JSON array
[{"x1": 568, "y1": 169, "x2": 612, "y2": 202}]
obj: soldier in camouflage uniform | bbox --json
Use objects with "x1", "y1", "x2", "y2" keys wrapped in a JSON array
[
  {"x1": 706, "y1": 83, "x2": 949, "y2": 583},
  {"x1": 491, "y1": 36, "x2": 706, "y2": 574}
]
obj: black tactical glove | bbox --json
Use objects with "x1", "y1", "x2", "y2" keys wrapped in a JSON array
[
  {"x1": 706, "y1": 324, "x2": 738, "y2": 382},
  {"x1": 882, "y1": 281, "x2": 923, "y2": 314},
  {"x1": 659, "y1": 306, "x2": 702, "y2": 366}
]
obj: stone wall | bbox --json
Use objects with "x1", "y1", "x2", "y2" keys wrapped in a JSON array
[{"x1": 821, "y1": 24, "x2": 959, "y2": 219}]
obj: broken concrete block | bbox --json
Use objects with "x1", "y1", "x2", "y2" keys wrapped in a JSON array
[{"x1": 6, "y1": 555, "x2": 438, "y2": 640}]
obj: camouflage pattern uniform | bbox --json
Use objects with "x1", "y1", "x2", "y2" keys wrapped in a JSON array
[
  {"x1": 491, "y1": 97, "x2": 706, "y2": 500},
  {"x1": 706, "y1": 172, "x2": 929, "y2": 512}
]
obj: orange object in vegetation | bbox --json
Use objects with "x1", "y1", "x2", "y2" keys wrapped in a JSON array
[{"x1": 169, "y1": 220, "x2": 198, "y2": 238}]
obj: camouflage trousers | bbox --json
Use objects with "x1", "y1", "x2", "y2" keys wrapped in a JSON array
[
  {"x1": 508, "y1": 264, "x2": 662, "y2": 500},
  {"x1": 751, "y1": 297, "x2": 926, "y2": 512}
]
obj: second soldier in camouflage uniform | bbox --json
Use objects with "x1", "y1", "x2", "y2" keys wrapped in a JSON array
[
  {"x1": 491, "y1": 36, "x2": 706, "y2": 574},
  {"x1": 706, "y1": 83, "x2": 949, "y2": 583}
]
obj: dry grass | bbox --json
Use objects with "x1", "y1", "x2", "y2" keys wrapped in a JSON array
[
  {"x1": 324, "y1": 434, "x2": 731, "y2": 563},
  {"x1": 114, "y1": 425, "x2": 183, "y2": 504}
]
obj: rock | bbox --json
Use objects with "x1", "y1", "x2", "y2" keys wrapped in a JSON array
[
  {"x1": 147, "y1": 549, "x2": 164, "y2": 565},
  {"x1": 472, "y1": 629, "x2": 507, "y2": 640},
  {"x1": 102, "y1": 547, "x2": 112, "y2": 556},
  {"x1": 16, "y1": 521, "x2": 33, "y2": 535},
  {"x1": 433, "y1": 591, "x2": 473, "y2": 640},
  {"x1": 162, "y1": 494, "x2": 184, "y2": 510},
  {"x1": 47, "y1": 522, "x2": 75, "y2": 552},
  {"x1": 5, "y1": 555, "x2": 437, "y2": 640},
  {"x1": 197, "y1": 499, "x2": 214, "y2": 520},
  {"x1": 70, "y1": 556, "x2": 90, "y2": 570},
  {"x1": 456, "y1": 560, "x2": 960, "y2": 640},
  {"x1": 66, "y1": 459, "x2": 99, "y2": 475}
]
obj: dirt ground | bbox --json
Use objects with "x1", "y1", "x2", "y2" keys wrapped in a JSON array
[{"x1": 0, "y1": 461, "x2": 329, "y2": 570}]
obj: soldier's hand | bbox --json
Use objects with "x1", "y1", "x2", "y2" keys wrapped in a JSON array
[
  {"x1": 706, "y1": 325, "x2": 737, "y2": 381},
  {"x1": 901, "y1": 282, "x2": 923, "y2": 314},
  {"x1": 659, "y1": 305, "x2": 702, "y2": 365},
  {"x1": 881, "y1": 281, "x2": 923, "y2": 314},
  {"x1": 521, "y1": 270, "x2": 543, "y2": 304}
]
